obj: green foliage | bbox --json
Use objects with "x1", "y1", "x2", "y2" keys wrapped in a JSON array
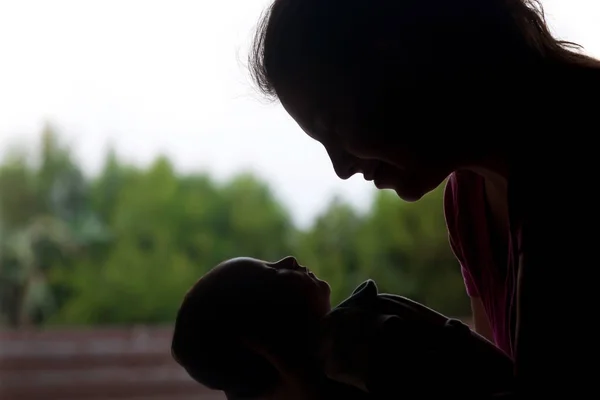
[{"x1": 0, "y1": 127, "x2": 468, "y2": 328}]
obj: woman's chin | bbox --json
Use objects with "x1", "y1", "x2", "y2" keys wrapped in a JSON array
[
  {"x1": 372, "y1": 180, "x2": 424, "y2": 201},
  {"x1": 395, "y1": 190, "x2": 426, "y2": 202},
  {"x1": 373, "y1": 180, "x2": 396, "y2": 191},
  {"x1": 391, "y1": 172, "x2": 449, "y2": 202},
  {"x1": 387, "y1": 181, "x2": 429, "y2": 202}
]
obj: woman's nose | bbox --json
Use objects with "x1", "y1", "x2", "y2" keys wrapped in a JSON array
[
  {"x1": 327, "y1": 147, "x2": 358, "y2": 180},
  {"x1": 333, "y1": 162, "x2": 356, "y2": 180}
]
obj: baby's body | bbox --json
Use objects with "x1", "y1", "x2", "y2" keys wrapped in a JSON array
[
  {"x1": 321, "y1": 280, "x2": 514, "y2": 398},
  {"x1": 172, "y1": 257, "x2": 514, "y2": 399}
]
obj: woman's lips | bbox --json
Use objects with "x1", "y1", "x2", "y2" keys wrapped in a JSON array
[
  {"x1": 364, "y1": 163, "x2": 412, "y2": 190},
  {"x1": 372, "y1": 169, "x2": 395, "y2": 189},
  {"x1": 362, "y1": 162, "x2": 381, "y2": 181},
  {"x1": 363, "y1": 171, "x2": 376, "y2": 181},
  {"x1": 373, "y1": 179, "x2": 395, "y2": 190}
]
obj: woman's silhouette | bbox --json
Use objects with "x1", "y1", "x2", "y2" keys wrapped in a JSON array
[{"x1": 249, "y1": 0, "x2": 600, "y2": 398}]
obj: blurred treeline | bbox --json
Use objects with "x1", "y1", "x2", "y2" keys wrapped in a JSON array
[{"x1": 0, "y1": 126, "x2": 468, "y2": 329}]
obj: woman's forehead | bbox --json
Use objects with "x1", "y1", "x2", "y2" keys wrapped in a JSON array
[
  {"x1": 278, "y1": 84, "x2": 343, "y2": 143},
  {"x1": 279, "y1": 90, "x2": 319, "y2": 139}
]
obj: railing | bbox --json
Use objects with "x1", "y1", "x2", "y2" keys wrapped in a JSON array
[
  {"x1": 0, "y1": 318, "x2": 473, "y2": 399},
  {"x1": 0, "y1": 327, "x2": 225, "y2": 400}
]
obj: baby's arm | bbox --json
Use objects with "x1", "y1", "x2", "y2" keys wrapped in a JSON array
[
  {"x1": 320, "y1": 309, "x2": 456, "y2": 398},
  {"x1": 320, "y1": 308, "x2": 514, "y2": 398}
]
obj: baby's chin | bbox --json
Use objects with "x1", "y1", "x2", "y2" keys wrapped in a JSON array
[
  {"x1": 311, "y1": 278, "x2": 332, "y2": 312},
  {"x1": 316, "y1": 295, "x2": 332, "y2": 317}
]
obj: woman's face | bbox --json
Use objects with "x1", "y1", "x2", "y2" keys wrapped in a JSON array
[{"x1": 278, "y1": 80, "x2": 475, "y2": 202}]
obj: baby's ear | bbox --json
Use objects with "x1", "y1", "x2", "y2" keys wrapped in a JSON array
[
  {"x1": 240, "y1": 338, "x2": 302, "y2": 387},
  {"x1": 240, "y1": 338, "x2": 278, "y2": 367}
]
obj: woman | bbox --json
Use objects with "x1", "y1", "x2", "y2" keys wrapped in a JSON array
[{"x1": 248, "y1": 0, "x2": 600, "y2": 398}]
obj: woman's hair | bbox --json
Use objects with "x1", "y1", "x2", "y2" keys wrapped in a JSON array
[{"x1": 249, "y1": 0, "x2": 599, "y2": 100}]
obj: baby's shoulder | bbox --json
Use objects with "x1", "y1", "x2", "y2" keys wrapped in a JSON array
[
  {"x1": 321, "y1": 281, "x2": 392, "y2": 345},
  {"x1": 331, "y1": 279, "x2": 379, "y2": 311}
]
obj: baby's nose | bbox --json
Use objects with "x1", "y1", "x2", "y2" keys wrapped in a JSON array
[{"x1": 274, "y1": 256, "x2": 299, "y2": 269}]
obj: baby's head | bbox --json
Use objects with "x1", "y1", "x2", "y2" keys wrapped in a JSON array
[{"x1": 171, "y1": 256, "x2": 331, "y2": 399}]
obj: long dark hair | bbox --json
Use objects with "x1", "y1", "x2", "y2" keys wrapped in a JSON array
[{"x1": 249, "y1": 0, "x2": 599, "y2": 100}]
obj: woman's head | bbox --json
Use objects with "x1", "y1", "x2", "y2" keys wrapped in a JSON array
[
  {"x1": 171, "y1": 256, "x2": 331, "y2": 398},
  {"x1": 249, "y1": 0, "x2": 594, "y2": 201}
]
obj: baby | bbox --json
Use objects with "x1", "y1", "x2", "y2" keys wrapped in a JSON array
[{"x1": 171, "y1": 257, "x2": 514, "y2": 399}]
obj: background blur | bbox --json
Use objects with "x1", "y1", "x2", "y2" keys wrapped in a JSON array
[{"x1": 1, "y1": 0, "x2": 598, "y2": 399}]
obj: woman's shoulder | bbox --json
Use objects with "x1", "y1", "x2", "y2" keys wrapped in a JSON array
[
  {"x1": 443, "y1": 171, "x2": 489, "y2": 279},
  {"x1": 444, "y1": 171, "x2": 486, "y2": 227},
  {"x1": 444, "y1": 170, "x2": 485, "y2": 200}
]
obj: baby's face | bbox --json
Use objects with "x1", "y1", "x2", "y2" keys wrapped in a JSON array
[{"x1": 214, "y1": 256, "x2": 332, "y2": 318}]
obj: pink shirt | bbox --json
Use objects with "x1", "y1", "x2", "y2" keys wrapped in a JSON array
[{"x1": 444, "y1": 171, "x2": 518, "y2": 358}]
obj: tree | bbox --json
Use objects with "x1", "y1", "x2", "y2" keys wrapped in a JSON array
[
  {"x1": 1, "y1": 127, "x2": 472, "y2": 327},
  {"x1": 297, "y1": 196, "x2": 366, "y2": 305},
  {"x1": 50, "y1": 164, "x2": 298, "y2": 325},
  {"x1": 357, "y1": 188, "x2": 469, "y2": 316},
  {"x1": 219, "y1": 173, "x2": 295, "y2": 261},
  {"x1": 0, "y1": 131, "x2": 82, "y2": 327}
]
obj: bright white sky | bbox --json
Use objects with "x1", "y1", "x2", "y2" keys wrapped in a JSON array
[{"x1": 0, "y1": 0, "x2": 598, "y2": 228}]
